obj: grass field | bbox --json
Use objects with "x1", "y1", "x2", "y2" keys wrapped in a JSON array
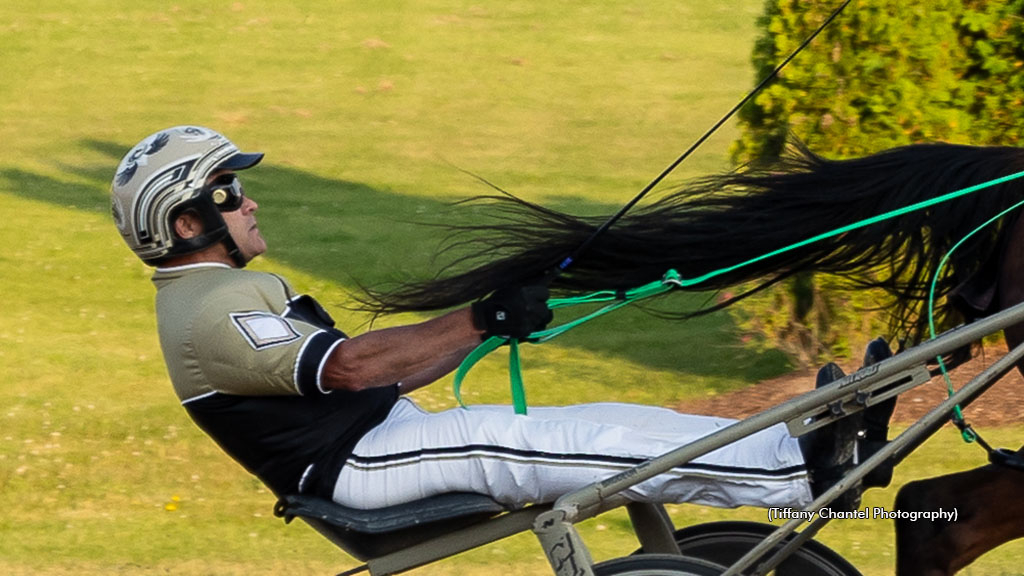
[{"x1": 2, "y1": 2, "x2": 1023, "y2": 575}]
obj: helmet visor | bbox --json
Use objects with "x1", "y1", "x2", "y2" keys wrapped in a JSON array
[{"x1": 217, "y1": 152, "x2": 264, "y2": 171}]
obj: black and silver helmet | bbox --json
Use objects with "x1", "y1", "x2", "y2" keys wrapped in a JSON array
[{"x1": 110, "y1": 125, "x2": 263, "y2": 265}]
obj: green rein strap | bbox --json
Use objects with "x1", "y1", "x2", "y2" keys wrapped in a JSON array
[
  {"x1": 927, "y1": 196, "x2": 1024, "y2": 442},
  {"x1": 454, "y1": 168, "x2": 1024, "y2": 416},
  {"x1": 454, "y1": 270, "x2": 684, "y2": 414}
]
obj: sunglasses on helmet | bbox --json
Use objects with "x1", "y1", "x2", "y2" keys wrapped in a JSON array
[{"x1": 203, "y1": 173, "x2": 246, "y2": 212}]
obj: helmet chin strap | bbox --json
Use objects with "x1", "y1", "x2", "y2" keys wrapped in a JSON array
[{"x1": 222, "y1": 234, "x2": 248, "y2": 268}]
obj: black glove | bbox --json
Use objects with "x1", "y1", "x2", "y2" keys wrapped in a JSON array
[{"x1": 472, "y1": 283, "x2": 553, "y2": 339}]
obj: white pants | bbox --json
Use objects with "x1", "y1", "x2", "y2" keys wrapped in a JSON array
[{"x1": 334, "y1": 397, "x2": 812, "y2": 510}]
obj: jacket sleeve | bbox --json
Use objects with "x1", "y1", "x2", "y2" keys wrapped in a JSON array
[{"x1": 190, "y1": 291, "x2": 346, "y2": 396}]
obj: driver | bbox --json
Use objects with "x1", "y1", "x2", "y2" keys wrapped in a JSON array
[{"x1": 111, "y1": 125, "x2": 884, "y2": 511}]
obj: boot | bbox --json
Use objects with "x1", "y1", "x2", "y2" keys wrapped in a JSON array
[
  {"x1": 859, "y1": 337, "x2": 896, "y2": 488},
  {"x1": 799, "y1": 362, "x2": 862, "y2": 511}
]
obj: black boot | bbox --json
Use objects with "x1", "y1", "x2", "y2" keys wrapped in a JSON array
[
  {"x1": 799, "y1": 362, "x2": 862, "y2": 511},
  {"x1": 859, "y1": 337, "x2": 896, "y2": 488}
]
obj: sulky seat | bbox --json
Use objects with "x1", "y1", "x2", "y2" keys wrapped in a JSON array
[{"x1": 274, "y1": 492, "x2": 509, "y2": 561}]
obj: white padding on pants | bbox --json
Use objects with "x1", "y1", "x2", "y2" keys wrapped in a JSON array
[{"x1": 334, "y1": 397, "x2": 811, "y2": 510}]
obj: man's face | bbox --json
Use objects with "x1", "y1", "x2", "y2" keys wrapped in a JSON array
[{"x1": 209, "y1": 170, "x2": 267, "y2": 263}]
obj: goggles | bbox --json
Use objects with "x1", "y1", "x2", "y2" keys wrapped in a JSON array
[{"x1": 203, "y1": 173, "x2": 246, "y2": 212}]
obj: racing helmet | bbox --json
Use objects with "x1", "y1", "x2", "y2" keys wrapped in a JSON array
[{"x1": 110, "y1": 125, "x2": 263, "y2": 266}]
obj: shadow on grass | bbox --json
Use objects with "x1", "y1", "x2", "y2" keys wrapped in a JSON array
[{"x1": 0, "y1": 139, "x2": 791, "y2": 386}]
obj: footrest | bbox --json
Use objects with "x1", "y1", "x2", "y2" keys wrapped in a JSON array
[{"x1": 275, "y1": 492, "x2": 507, "y2": 535}]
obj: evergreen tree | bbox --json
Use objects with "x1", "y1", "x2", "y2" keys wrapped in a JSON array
[{"x1": 731, "y1": 0, "x2": 1024, "y2": 363}]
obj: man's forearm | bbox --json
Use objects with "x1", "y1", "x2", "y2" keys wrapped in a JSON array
[
  {"x1": 396, "y1": 339, "x2": 481, "y2": 394},
  {"x1": 322, "y1": 308, "x2": 484, "y2": 391}
]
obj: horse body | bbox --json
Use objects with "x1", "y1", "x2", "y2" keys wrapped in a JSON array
[
  {"x1": 894, "y1": 213, "x2": 1024, "y2": 576},
  {"x1": 895, "y1": 457, "x2": 1024, "y2": 575},
  {"x1": 363, "y1": 141, "x2": 1024, "y2": 574}
]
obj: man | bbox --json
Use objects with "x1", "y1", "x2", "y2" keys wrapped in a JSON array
[{"x1": 112, "y1": 125, "x2": 877, "y2": 512}]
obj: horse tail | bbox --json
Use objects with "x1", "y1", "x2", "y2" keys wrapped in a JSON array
[{"x1": 360, "y1": 142, "x2": 1024, "y2": 336}]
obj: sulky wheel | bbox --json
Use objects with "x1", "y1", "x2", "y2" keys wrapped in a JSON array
[
  {"x1": 634, "y1": 521, "x2": 861, "y2": 576},
  {"x1": 593, "y1": 554, "x2": 727, "y2": 576}
]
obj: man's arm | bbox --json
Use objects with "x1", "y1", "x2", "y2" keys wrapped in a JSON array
[
  {"x1": 321, "y1": 283, "x2": 552, "y2": 393},
  {"x1": 322, "y1": 308, "x2": 481, "y2": 392},
  {"x1": 395, "y1": 338, "x2": 482, "y2": 394}
]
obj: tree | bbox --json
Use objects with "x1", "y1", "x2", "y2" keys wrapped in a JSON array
[
  {"x1": 730, "y1": 0, "x2": 1024, "y2": 363},
  {"x1": 956, "y1": 0, "x2": 1024, "y2": 145}
]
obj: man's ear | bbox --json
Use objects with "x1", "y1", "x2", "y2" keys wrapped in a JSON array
[{"x1": 173, "y1": 210, "x2": 204, "y2": 239}]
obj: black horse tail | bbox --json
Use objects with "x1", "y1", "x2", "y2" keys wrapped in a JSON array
[{"x1": 360, "y1": 141, "x2": 1024, "y2": 338}]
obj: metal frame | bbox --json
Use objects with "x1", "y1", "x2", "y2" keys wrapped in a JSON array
[
  {"x1": 317, "y1": 300, "x2": 1024, "y2": 576},
  {"x1": 338, "y1": 495, "x2": 632, "y2": 576},
  {"x1": 529, "y1": 299, "x2": 1024, "y2": 576}
]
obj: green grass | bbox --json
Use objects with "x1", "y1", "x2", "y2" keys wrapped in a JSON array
[{"x1": 2, "y1": 1, "x2": 1022, "y2": 575}]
